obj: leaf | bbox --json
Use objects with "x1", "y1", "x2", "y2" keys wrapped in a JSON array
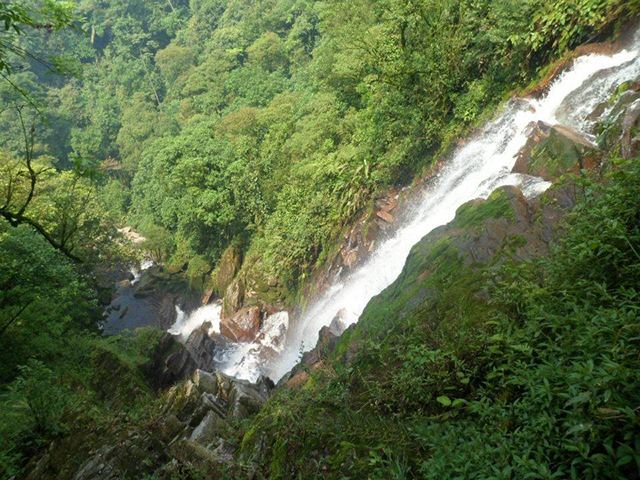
[{"x1": 436, "y1": 395, "x2": 452, "y2": 407}]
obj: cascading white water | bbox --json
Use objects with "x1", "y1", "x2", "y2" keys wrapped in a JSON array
[
  {"x1": 130, "y1": 259, "x2": 154, "y2": 286},
  {"x1": 176, "y1": 31, "x2": 640, "y2": 383},
  {"x1": 169, "y1": 303, "x2": 223, "y2": 339}
]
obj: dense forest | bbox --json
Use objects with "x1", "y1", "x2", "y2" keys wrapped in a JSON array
[{"x1": 1, "y1": 0, "x2": 640, "y2": 478}]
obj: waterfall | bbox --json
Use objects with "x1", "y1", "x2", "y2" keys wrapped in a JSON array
[
  {"x1": 169, "y1": 303, "x2": 223, "y2": 339},
  {"x1": 177, "y1": 31, "x2": 640, "y2": 383}
]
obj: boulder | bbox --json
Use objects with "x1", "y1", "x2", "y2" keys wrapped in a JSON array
[
  {"x1": 201, "y1": 288, "x2": 215, "y2": 305},
  {"x1": 375, "y1": 194, "x2": 398, "y2": 213},
  {"x1": 212, "y1": 245, "x2": 242, "y2": 295},
  {"x1": 165, "y1": 370, "x2": 271, "y2": 424},
  {"x1": 281, "y1": 326, "x2": 342, "y2": 388},
  {"x1": 621, "y1": 98, "x2": 640, "y2": 158},
  {"x1": 189, "y1": 410, "x2": 225, "y2": 445},
  {"x1": 192, "y1": 369, "x2": 219, "y2": 396},
  {"x1": 512, "y1": 121, "x2": 600, "y2": 180},
  {"x1": 184, "y1": 323, "x2": 227, "y2": 372},
  {"x1": 255, "y1": 311, "x2": 289, "y2": 353},
  {"x1": 144, "y1": 333, "x2": 197, "y2": 390},
  {"x1": 329, "y1": 308, "x2": 348, "y2": 336},
  {"x1": 376, "y1": 210, "x2": 395, "y2": 223},
  {"x1": 227, "y1": 379, "x2": 270, "y2": 418},
  {"x1": 220, "y1": 306, "x2": 262, "y2": 343},
  {"x1": 223, "y1": 277, "x2": 245, "y2": 317}
]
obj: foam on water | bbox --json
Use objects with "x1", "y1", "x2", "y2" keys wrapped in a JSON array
[{"x1": 169, "y1": 303, "x2": 223, "y2": 339}]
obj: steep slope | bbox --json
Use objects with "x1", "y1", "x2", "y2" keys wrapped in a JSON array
[
  {"x1": 233, "y1": 94, "x2": 640, "y2": 480},
  {"x1": 21, "y1": 71, "x2": 640, "y2": 480}
]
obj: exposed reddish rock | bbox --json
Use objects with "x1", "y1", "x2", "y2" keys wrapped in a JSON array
[
  {"x1": 341, "y1": 248, "x2": 359, "y2": 269},
  {"x1": 286, "y1": 370, "x2": 310, "y2": 388},
  {"x1": 220, "y1": 306, "x2": 262, "y2": 343},
  {"x1": 376, "y1": 195, "x2": 398, "y2": 213},
  {"x1": 201, "y1": 289, "x2": 215, "y2": 305},
  {"x1": 376, "y1": 210, "x2": 395, "y2": 223}
]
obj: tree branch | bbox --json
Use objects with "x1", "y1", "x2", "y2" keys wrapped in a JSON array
[
  {"x1": 0, "y1": 208, "x2": 82, "y2": 262},
  {"x1": 0, "y1": 301, "x2": 32, "y2": 336},
  {"x1": 15, "y1": 107, "x2": 36, "y2": 217}
]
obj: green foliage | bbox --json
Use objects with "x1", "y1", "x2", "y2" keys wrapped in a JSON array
[
  {"x1": 0, "y1": 225, "x2": 98, "y2": 382},
  {"x1": 0, "y1": 325, "x2": 166, "y2": 477},
  {"x1": 0, "y1": 360, "x2": 71, "y2": 478},
  {"x1": 525, "y1": 0, "x2": 640, "y2": 54},
  {"x1": 239, "y1": 158, "x2": 640, "y2": 479},
  {"x1": 1, "y1": 0, "x2": 634, "y2": 298},
  {"x1": 1, "y1": 2, "x2": 639, "y2": 476},
  {"x1": 0, "y1": 0, "x2": 75, "y2": 76}
]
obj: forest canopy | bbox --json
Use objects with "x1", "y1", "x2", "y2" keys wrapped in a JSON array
[
  {"x1": 1, "y1": 0, "x2": 639, "y2": 478},
  {"x1": 2, "y1": 0, "x2": 637, "y2": 291}
]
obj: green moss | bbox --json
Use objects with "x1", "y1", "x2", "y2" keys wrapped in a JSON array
[
  {"x1": 531, "y1": 129, "x2": 586, "y2": 178},
  {"x1": 453, "y1": 189, "x2": 516, "y2": 229}
]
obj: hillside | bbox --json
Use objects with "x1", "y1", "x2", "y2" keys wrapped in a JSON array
[{"x1": 1, "y1": 1, "x2": 640, "y2": 479}]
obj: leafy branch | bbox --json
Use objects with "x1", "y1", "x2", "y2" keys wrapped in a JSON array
[{"x1": 0, "y1": 106, "x2": 82, "y2": 262}]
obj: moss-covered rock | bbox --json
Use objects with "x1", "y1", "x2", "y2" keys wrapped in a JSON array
[
  {"x1": 211, "y1": 244, "x2": 243, "y2": 297},
  {"x1": 512, "y1": 121, "x2": 600, "y2": 180},
  {"x1": 90, "y1": 346, "x2": 150, "y2": 406}
]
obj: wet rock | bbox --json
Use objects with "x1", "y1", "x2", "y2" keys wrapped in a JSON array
[
  {"x1": 201, "y1": 288, "x2": 215, "y2": 305},
  {"x1": 376, "y1": 195, "x2": 398, "y2": 213},
  {"x1": 512, "y1": 121, "x2": 600, "y2": 180},
  {"x1": 223, "y1": 277, "x2": 245, "y2": 317},
  {"x1": 341, "y1": 248, "x2": 359, "y2": 270},
  {"x1": 282, "y1": 326, "x2": 342, "y2": 388},
  {"x1": 303, "y1": 326, "x2": 340, "y2": 367},
  {"x1": 144, "y1": 333, "x2": 197, "y2": 390},
  {"x1": 376, "y1": 210, "x2": 395, "y2": 223},
  {"x1": 212, "y1": 244, "x2": 242, "y2": 296},
  {"x1": 621, "y1": 98, "x2": 640, "y2": 158},
  {"x1": 184, "y1": 323, "x2": 226, "y2": 372},
  {"x1": 329, "y1": 308, "x2": 348, "y2": 336},
  {"x1": 220, "y1": 306, "x2": 262, "y2": 342}
]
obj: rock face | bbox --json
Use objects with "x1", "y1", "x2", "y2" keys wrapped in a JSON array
[
  {"x1": 68, "y1": 369, "x2": 273, "y2": 480},
  {"x1": 620, "y1": 98, "x2": 640, "y2": 158},
  {"x1": 594, "y1": 82, "x2": 640, "y2": 158},
  {"x1": 376, "y1": 210, "x2": 395, "y2": 223},
  {"x1": 281, "y1": 324, "x2": 351, "y2": 388},
  {"x1": 212, "y1": 244, "x2": 242, "y2": 296},
  {"x1": 512, "y1": 121, "x2": 600, "y2": 180},
  {"x1": 329, "y1": 308, "x2": 348, "y2": 336},
  {"x1": 184, "y1": 323, "x2": 229, "y2": 372},
  {"x1": 143, "y1": 332, "x2": 198, "y2": 390},
  {"x1": 220, "y1": 306, "x2": 262, "y2": 342},
  {"x1": 223, "y1": 276, "x2": 245, "y2": 317}
]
